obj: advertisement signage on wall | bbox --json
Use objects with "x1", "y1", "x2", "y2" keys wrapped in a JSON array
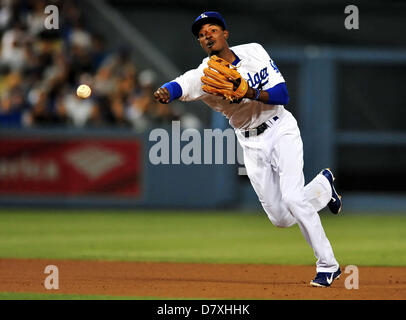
[{"x1": 0, "y1": 138, "x2": 142, "y2": 197}]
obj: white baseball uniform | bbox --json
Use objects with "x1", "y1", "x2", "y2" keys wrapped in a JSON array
[{"x1": 170, "y1": 43, "x2": 339, "y2": 273}]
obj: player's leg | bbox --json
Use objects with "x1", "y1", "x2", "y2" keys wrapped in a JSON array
[
  {"x1": 273, "y1": 123, "x2": 339, "y2": 273},
  {"x1": 304, "y1": 172, "x2": 332, "y2": 212},
  {"x1": 304, "y1": 168, "x2": 343, "y2": 214},
  {"x1": 239, "y1": 135, "x2": 297, "y2": 228}
]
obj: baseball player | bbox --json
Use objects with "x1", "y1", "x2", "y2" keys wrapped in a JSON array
[{"x1": 153, "y1": 11, "x2": 342, "y2": 287}]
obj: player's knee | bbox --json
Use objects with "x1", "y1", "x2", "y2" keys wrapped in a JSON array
[
  {"x1": 263, "y1": 204, "x2": 296, "y2": 228},
  {"x1": 273, "y1": 217, "x2": 295, "y2": 228}
]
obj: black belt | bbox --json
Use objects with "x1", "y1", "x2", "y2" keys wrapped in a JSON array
[{"x1": 243, "y1": 116, "x2": 279, "y2": 138}]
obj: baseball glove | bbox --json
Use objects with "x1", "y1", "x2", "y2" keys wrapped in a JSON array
[{"x1": 201, "y1": 55, "x2": 248, "y2": 102}]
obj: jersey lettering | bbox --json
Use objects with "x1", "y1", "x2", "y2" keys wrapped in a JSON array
[
  {"x1": 246, "y1": 67, "x2": 269, "y2": 89},
  {"x1": 270, "y1": 59, "x2": 280, "y2": 73}
]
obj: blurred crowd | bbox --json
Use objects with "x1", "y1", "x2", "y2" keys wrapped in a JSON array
[{"x1": 0, "y1": 0, "x2": 179, "y2": 131}]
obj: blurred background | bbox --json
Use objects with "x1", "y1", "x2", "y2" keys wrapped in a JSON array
[{"x1": 0, "y1": 0, "x2": 405, "y2": 212}]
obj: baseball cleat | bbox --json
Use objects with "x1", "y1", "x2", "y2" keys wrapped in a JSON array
[
  {"x1": 320, "y1": 168, "x2": 342, "y2": 214},
  {"x1": 310, "y1": 268, "x2": 342, "y2": 287}
]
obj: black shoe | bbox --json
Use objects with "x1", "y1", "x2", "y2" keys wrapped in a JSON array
[{"x1": 320, "y1": 168, "x2": 342, "y2": 214}]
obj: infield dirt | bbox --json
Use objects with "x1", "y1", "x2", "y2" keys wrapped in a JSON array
[{"x1": 0, "y1": 258, "x2": 405, "y2": 299}]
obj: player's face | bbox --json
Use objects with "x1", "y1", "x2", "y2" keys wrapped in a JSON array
[{"x1": 198, "y1": 23, "x2": 229, "y2": 55}]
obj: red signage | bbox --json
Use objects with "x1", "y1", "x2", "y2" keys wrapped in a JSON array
[{"x1": 0, "y1": 137, "x2": 142, "y2": 197}]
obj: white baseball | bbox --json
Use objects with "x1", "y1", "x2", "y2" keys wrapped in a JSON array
[{"x1": 76, "y1": 84, "x2": 92, "y2": 99}]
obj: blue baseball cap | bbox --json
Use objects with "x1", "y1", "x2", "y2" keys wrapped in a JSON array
[{"x1": 191, "y1": 11, "x2": 227, "y2": 37}]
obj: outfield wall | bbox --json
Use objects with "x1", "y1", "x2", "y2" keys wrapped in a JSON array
[
  {"x1": 0, "y1": 127, "x2": 240, "y2": 209},
  {"x1": 1, "y1": 127, "x2": 405, "y2": 212}
]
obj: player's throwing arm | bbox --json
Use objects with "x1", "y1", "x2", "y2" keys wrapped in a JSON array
[{"x1": 154, "y1": 87, "x2": 171, "y2": 104}]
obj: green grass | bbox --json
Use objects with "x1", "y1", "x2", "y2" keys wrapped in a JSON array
[{"x1": 0, "y1": 209, "x2": 405, "y2": 267}]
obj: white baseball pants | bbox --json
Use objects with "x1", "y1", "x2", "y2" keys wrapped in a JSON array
[{"x1": 236, "y1": 110, "x2": 339, "y2": 273}]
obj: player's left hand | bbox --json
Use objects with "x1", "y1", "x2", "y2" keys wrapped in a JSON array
[{"x1": 201, "y1": 55, "x2": 248, "y2": 102}]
